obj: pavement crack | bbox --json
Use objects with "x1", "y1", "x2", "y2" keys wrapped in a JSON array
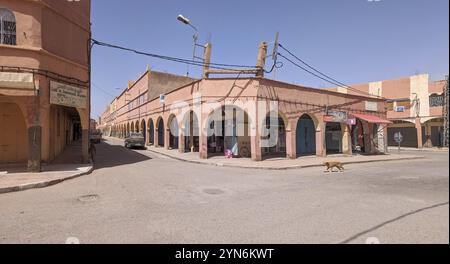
[{"x1": 339, "y1": 201, "x2": 449, "y2": 244}]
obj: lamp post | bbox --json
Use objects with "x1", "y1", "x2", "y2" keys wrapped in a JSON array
[{"x1": 177, "y1": 14, "x2": 202, "y2": 77}]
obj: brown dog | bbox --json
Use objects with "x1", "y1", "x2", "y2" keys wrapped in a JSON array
[{"x1": 323, "y1": 161, "x2": 344, "y2": 172}]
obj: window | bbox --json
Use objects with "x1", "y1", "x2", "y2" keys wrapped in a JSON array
[
  {"x1": 429, "y1": 94, "x2": 444, "y2": 107},
  {"x1": 0, "y1": 8, "x2": 16, "y2": 45}
]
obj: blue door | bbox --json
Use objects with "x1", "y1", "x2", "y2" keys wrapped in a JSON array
[{"x1": 297, "y1": 116, "x2": 316, "y2": 156}]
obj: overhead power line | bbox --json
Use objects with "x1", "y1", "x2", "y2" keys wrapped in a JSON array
[
  {"x1": 278, "y1": 43, "x2": 385, "y2": 99},
  {"x1": 91, "y1": 39, "x2": 259, "y2": 72}
]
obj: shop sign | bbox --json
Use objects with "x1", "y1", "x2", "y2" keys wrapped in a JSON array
[
  {"x1": 365, "y1": 101, "x2": 378, "y2": 111},
  {"x1": 50, "y1": 81, "x2": 87, "y2": 109},
  {"x1": 324, "y1": 110, "x2": 348, "y2": 123}
]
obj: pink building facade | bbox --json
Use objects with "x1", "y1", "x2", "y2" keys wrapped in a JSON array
[
  {"x1": 0, "y1": 0, "x2": 91, "y2": 171},
  {"x1": 99, "y1": 68, "x2": 390, "y2": 161},
  {"x1": 328, "y1": 74, "x2": 447, "y2": 148}
]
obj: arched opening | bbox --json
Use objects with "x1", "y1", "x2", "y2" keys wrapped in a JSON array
[
  {"x1": 148, "y1": 118, "x2": 154, "y2": 145},
  {"x1": 206, "y1": 106, "x2": 251, "y2": 158},
  {"x1": 296, "y1": 114, "x2": 316, "y2": 157},
  {"x1": 156, "y1": 117, "x2": 165, "y2": 147},
  {"x1": 422, "y1": 118, "x2": 445, "y2": 147},
  {"x1": 325, "y1": 122, "x2": 343, "y2": 154},
  {"x1": 140, "y1": 119, "x2": 146, "y2": 142},
  {"x1": 127, "y1": 123, "x2": 130, "y2": 137},
  {"x1": 351, "y1": 119, "x2": 365, "y2": 153},
  {"x1": 135, "y1": 121, "x2": 140, "y2": 133},
  {"x1": 183, "y1": 111, "x2": 199, "y2": 152},
  {"x1": 0, "y1": 102, "x2": 28, "y2": 163},
  {"x1": 262, "y1": 112, "x2": 286, "y2": 159},
  {"x1": 168, "y1": 115, "x2": 179, "y2": 149}
]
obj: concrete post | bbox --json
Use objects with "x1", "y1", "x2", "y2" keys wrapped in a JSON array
[
  {"x1": 178, "y1": 130, "x2": 185, "y2": 153},
  {"x1": 81, "y1": 128, "x2": 89, "y2": 163},
  {"x1": 250, "y1": 100, "x2": 262, "y2": 161},
  {"x1": 341, "y1": 123, "x2": 352, "y2": 156},
  {"x1": 202, "y1": 43, "x2": 212, "y2": 79},
  {"x1": 165, "y1": 127, "x2": 170, "y2": 149},
  {"x1": 27, "y1": 126, "x2": 42, "y2": 172},
  {"x1": 319, "y1": 121, "x2": 327, "y2": 157},
  {"x1": 256, "y1": 42, "x2": 268, "y2": 78},
  {"x1": 286, "y1": 128, "x2": 296, "y2": 159},
  {"x1": 415, "y1": 117, "x2": 423, "y2": 148}
]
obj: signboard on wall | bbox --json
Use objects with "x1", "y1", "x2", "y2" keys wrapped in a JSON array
[
  {"x1": 324, "y1": 110, "x2": 348, "y2": 123},
  {"x1": 0, "y1": 72, "x2": 34, "y2": 89},
  {"x1": 365, "y1": 101, "x2": 378, "y2": 112},
  {"x1": 50, "y1": 81, "x2": 88, "y2": 109}
]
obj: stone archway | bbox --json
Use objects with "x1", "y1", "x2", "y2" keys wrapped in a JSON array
[
  {"x1": 205, "y1": 105, "x2": 252, "y2": 158},
  {"x1": 168, "y1": 115, "x2": 179, "y2": 149},
  {"x1": 156, "y1": 117, "x2": 164, "y2": 147},
  {"x1": 296, "y1": 114, "x2": 316, "y2": 157},
  {"x1": 148, "y1": 118, "x2": 154, "y2": 145}
]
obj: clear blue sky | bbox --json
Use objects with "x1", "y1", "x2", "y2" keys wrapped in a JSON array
[{"x1": 91, "y1": 0, "x2": 449, "y2": 118}]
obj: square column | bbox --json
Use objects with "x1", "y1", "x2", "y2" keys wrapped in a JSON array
[
  {"x1": 27, "y1": 126, "x2": 42, "y2": 172},
  {"x1": 341, "y1": 123, "x2": 352, "y2": 156},
  {"x1": 178, "y1": 130, "x2": 185, "y2": 153},
  {"x1": 286, "y1": 128, "x2": 296, "y2": 159},
  {"x1": 317, "y1": 121, "x2": 326, "y2": 157},
  {"x1": 415, "y1": 117, "x2": 423, "y2": 148}
]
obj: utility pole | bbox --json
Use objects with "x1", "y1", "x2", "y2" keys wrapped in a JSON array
[{"x1": 443, "y1": 75, "x2": 449, "y2": 147}]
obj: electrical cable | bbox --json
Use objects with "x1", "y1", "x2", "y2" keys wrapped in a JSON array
[
  {"x1": 278, "y1": 43, "x2": 385, "y2": 99},
  {"x1": 91, "y1": 39, "x2": 259, "y2": 72}
]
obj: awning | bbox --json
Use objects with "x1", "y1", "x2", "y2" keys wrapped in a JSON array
[{"x1": 351, "y1": 113, "x2": 392, "y2": 124}]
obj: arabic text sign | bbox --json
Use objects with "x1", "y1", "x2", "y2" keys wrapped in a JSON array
[
  {"x1": 50, "y1": 81, "x2": 87, "y2": 109},
  {"x1": 324, "y1": 110, "x2": 348, "y2": 123}
]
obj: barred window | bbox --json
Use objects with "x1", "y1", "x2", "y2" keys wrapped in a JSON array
[
  {"x1": 0, "y1": 8, "x2": 16, "y2": 45},
  {"x1": 429, "y1": 94, "x2": 444, "y2": 107}
]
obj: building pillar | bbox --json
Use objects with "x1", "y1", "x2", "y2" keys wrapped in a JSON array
[
  {"x1": 82, "y1": 129, "x2": 89, "y2": 163},
  {"x1": 317, "y1": 121, "x2": 326, "y2": 157},
  {"x1": 199, "y1": 131, "x2": 208, "y2": 159},
  {"x1": 415, "y1": 117, "x2": 423, "y2": 148},
  {"x1": 165, "y1": 127, "x2": 170, "y2": 149},
  {"x1": 424, "y1": 124, "x2": 432, "y2": 147},
  {"x1": 341, "y1": 123, "x2": 352, "y2": 156},
  {"x1": 251, "y1": 101, "x2": 262, "y2": 161},
  {"x1": 27, "y1": 126, "x2": 42, "y2": 172},
  {"x1": 178, "y1": 130, "x2": 185, "y2": 153},
  {"x1": 286, "y1": 128, "x2": 296, "y2": 159}
]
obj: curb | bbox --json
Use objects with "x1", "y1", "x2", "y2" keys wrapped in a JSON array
[
  {"x1": 146, "y1": 148, "x2": 426, "y2": 171},
  {"x1": 0, "y1": 165, "x2": 95, "y2": 194}
]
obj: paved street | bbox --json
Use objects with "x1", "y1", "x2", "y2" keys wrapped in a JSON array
[{"x1": 0, "y1": 138, "x2": 448, "y2": 244}]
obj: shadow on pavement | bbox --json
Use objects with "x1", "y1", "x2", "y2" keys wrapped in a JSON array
[{"x1": 93, "y1": 141, "x2": 151, "y2": 170}]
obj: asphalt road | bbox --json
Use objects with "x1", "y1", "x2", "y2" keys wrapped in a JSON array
[{"x1": 0, "y1": 138, "x2": 448, "y2": 244}]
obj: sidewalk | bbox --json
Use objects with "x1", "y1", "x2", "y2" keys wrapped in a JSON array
[
  {"x1": 387, "y1": 146, "x2": 449, "y2": 152},
  {"x1": 0, "y1": 142, "x2": 93, "y2": 194},
  {"x1": 146, "y1": 145, "x2": 426, "y2": 170}
]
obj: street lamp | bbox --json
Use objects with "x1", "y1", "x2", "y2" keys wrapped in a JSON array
[{"x1": 177, "y1": 14, "x2": 203, "y2": 76}]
